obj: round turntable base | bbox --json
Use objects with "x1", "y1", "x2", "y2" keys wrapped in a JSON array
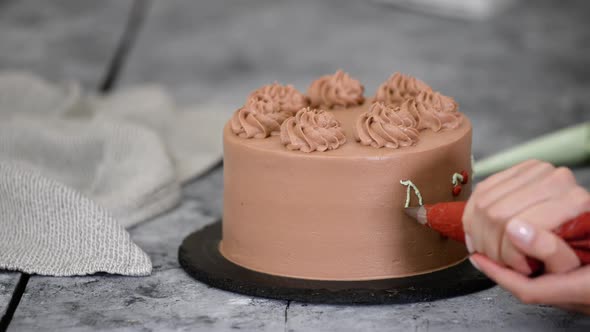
[{"x1": 179, "y1": 221, "x2": 495, "y2": 304}]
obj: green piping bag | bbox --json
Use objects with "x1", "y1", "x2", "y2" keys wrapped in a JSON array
[{"x1": 474, "y1": 122, "x2": 590, "y2": 178}]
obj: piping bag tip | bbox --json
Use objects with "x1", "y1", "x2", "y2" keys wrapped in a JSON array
[{"x1": 404, "y1": 206, "x2": 427, "y2": 225}]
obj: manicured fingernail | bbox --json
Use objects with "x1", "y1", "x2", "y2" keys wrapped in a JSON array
[
  {"x1": 506, "y1": 219, "x2": 535, "y2": 246},
  {"x1": 465, "y1": 234, "x2": 474, "y2": 253},
  {"x1": 469, "y1": 255, "x2": 481, "y2": 271}
]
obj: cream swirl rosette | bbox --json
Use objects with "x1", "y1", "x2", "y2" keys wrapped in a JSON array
[
  {"x1": 402, "y1": 90, "x2": 461, "y2": 132},
  {"x1": 248, "y1": 83, "x2": 308, "y2": 114},
  {"x1": 307, "y1": 70, "x2": 364, "y2": 109},
  {"x1": 231, "y1": 98, "x2": 291, "y2": 138},
  {"x1": 280, "y1": 107, "x2": 346, "y2": 153},
  {"x1": 355, "y1": 102, "x2": 420, "y2": 149},
  {"x1": 374, "y1": 72, "x2": 432, "y2": 106}
]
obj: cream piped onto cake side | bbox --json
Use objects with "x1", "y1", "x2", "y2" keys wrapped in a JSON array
[{"x1": 220, "y1": 71, "x2": 472, "y2": 280}]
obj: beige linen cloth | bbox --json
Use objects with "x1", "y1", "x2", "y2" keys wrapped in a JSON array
[{"x1": 0, "y1": 71, "x2": 230, "y2": 276}]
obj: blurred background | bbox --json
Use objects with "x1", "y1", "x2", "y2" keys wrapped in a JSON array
[{"x1": 1, "y1": 0, "x2": 588, "y2": 173}]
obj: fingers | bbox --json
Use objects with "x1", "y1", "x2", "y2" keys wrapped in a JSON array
[
  {"x1": 511, "y1": 185, "x2": 590, "y2": 231},
  {"x1": 480, "y1": 167, "x2": 575, "y2": 222},
  {"x1": 475, "y1": 161, "x2": 555, "y2": 210},
  {"x1": 463, "y1": 160, "x2": 551, "y2": 260},
  {"x1": 506, "y1": 220, "x2": 580, "y2": 273},
  {"x1": 477, "y1": 167, "x2": 575, "y2": 263},
  {"x1": 463, "y1": 159, "x2": 540, "y2": 234},
  {"x1": 503, "y1": 186, "x2": 590, "y2": 273},
  {"x1": 471, "y1": 253, "x2": 590, "y2": 306},
  {"x1": 465, "y1": 160, "x2": 556, "y2": 262},
  {"x1": 463, "y1": 161, "x2": 587, "y2": 276},
  {"x1": 499, "y1": 235, "x2": 532, "y2": 275}
]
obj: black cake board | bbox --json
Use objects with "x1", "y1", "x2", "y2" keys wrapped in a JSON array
[{"x1": 179, "y1": 221, "x2": 495, "y2": 305}]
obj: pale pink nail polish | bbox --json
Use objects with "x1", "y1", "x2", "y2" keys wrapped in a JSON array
[
  {"x1": 469, "y1": 256, "x2": 481, "y2": 271},
  {"x1": 465, "y1": 234, "x2": 474, "y2": 253},
  {"x1": 506, "y1": 219, "x2": 535, "y2": 246}
]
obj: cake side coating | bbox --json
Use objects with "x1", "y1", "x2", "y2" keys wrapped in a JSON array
[
  {"x1": 220, "y1": 72, "x2": 472, "y2": 280},
  {"x1": 221, "y1": 101, "x2": 472, "y2": 280}
]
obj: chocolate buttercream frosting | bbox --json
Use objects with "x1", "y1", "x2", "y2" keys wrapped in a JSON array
[
  {"x1": 280, "y1": 107, "x2": 346, "y2": 152},
  {"x1": 307, "y1": 70, "x2": 364, "y2": 109},
  {"x1": 231, "y1": 98, "x2": 291, "y2": 138},
  {"x1": 355, "y1": 102, "x2": 419, "y2": 149},
  {"x1": 221, "y1": 71, "x2": 471, "y2": 280},
  {"x1": 408, "y1": 90, "x2": 462, "y2": 132},
  {"x1": 374, "y1": 72, "x2": 432, "y2": 106},
  {"x1": 249, "y1": 83, "x2": 309, "y2": 114}
]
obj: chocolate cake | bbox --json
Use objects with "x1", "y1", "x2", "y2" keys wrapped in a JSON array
[{"x1": 220, "y1": 71, "x2": 472, "y2": 281}]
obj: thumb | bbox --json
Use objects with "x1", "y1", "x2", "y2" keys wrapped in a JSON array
[{"x1": 506, "y1": 219, "x2": 580, "y2": 274}]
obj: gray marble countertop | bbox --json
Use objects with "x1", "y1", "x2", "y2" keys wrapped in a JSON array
[{"x1": 1, "y1": 0, "x2": 590, "y2": 331}]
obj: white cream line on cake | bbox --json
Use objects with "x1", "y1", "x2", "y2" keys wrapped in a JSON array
[
  {"x1": 400, "y1": 180, "x2": 423, "y2": 208},
  {"x1": 451, "y1": 172, "x2": 465, "y2": 186}
]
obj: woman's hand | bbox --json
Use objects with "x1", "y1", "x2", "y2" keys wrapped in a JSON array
[
  {"x1": 471, "y1": 253, "x2": 590, "y2": 314},
  {"x1": 462, "y1": 159, "x2": 590, "y2": 312}
]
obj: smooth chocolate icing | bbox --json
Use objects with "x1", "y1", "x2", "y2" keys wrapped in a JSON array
[
  {"x1": 355, "y1": 102, "x2": 419, "y2": 149},
  {"x1": 307, "y1": 70, "x2": 364, "y2": 109},
  {"x1": 248, "y1": 83, "x2": 309, "y2": 114},
  {"x1": 221, "y1": 73, "x2": 471, "y2": 281},
  {"x1": 374, "y1": 72, "x2": 432, "y2": 106},
  {"x1": 280, "y1": 107, "x2": 346, "y2": 153}
]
